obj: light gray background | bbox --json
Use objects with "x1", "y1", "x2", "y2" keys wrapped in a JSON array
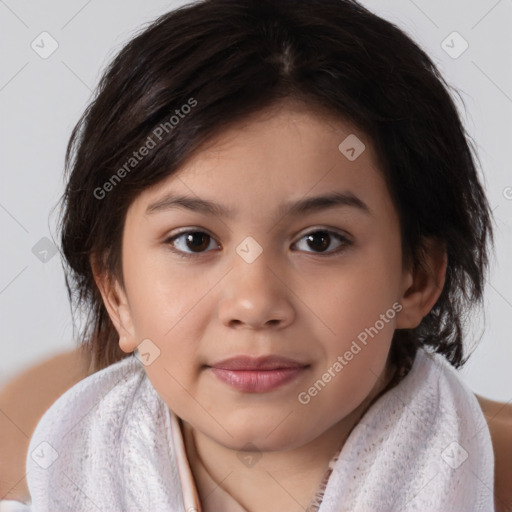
[{"x1": 1, "y1": 0, "x2": 511, "y2": 401}]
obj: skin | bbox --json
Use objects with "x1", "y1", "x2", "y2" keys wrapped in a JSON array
[{"x1": 93, "y1": 100, "x2": 447, "y2": 512}]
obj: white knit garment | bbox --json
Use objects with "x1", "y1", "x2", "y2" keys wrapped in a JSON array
[{"x1": 0, "y1": 347, "x2": 495, "y2": 511}]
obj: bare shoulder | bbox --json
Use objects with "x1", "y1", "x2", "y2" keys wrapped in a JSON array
[
  {"x1": 475, "y1": 393, "x2": 512, "y2": 512},
  {"x1": 0, "y1": 348, "x2": 91, "y2": 501}
]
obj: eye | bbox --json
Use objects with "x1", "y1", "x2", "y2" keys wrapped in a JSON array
[
  {"x1": 164, "y1": 228, "x2": 352, "y2": 259},
  {"x1": 165, "y1": 230, "x2": 219, "y2": 258},
  {"x1": 293, "y1": 229, "x2": 352, "y2": 255}
]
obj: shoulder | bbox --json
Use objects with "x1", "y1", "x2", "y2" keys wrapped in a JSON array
[{"x1": 475, "y1": 394, "x2": 512, "y2": 512}]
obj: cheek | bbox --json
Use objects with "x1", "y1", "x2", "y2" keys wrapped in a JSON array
[
  {"x1": 122, "y1": 255, "x2": 205, "y2": 389},
  {"x1": 123, "y1": 247, "x2": 200, "y2": 337},
  {"x1": 300, "y1": 245, "x2": 400, "y2": 404},
  {"x1": 299, "y1": 298, "x2": 396, "y2": 423},
  {"x1": 306, "y1": 250, "x2": 401, "y2": 342}
]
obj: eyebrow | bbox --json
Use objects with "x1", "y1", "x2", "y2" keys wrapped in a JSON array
[{"x1": 145, "y1": 191, "x2": 371, "y2": 219}]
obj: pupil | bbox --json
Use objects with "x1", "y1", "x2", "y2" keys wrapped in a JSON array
[{"x1": 307, "y1": 232, "x2": 329, "y2": 252}]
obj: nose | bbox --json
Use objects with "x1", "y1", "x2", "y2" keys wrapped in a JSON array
[{"x1": 217, "y1": 248, "x2": 295, "y2": 330}]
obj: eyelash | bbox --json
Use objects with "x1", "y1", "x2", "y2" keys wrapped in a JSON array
[{"x1": 163, "y1": 228, "x2": 353, "y2": 259}]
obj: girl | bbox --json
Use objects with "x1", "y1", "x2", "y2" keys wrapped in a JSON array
[{"x1": 0, "y1": 0, "x2": 501, "y2": 510}]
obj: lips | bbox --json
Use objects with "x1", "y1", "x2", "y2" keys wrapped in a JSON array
[
  {"x1": 207, "y1": 355, "x2": 309, "y2": 393},
  {"x1": 209, "y1": 355, "x2": 307, "y2": 371}
]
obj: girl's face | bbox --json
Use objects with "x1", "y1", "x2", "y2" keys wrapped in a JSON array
[{"x1": 109, "y1": 102, "x2": 415, "y2": 452}]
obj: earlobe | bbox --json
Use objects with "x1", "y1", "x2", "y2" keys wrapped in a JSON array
[
  {"x1": 91, "y1": 259, "x2": 138, "y2": 353},
  {"x1": 117, "y1": 301, "x2": 138, "y2": 353},
  {"x1": 395, "y1": 239, "x2": 447, "y2": 329}
]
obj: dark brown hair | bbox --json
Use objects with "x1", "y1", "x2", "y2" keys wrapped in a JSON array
[{"x1": 56, "y1": 0, "x2": 495, "y2": 374}]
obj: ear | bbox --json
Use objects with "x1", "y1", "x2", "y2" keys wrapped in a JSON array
[
  {"x1": 90, "y1": 257, "x2": 139, "y2": 354},
  {"x1": 395, "y1": 237, "x2": 447, "y2": 329}
]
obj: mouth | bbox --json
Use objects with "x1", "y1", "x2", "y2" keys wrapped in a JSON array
[{"x1": 207, "y1": 355, "x2": 310, "y2": 393}]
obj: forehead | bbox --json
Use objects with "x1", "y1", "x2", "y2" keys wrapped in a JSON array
[{"x1": 128, "y1": 103, "x2": 393, "y2": 223}]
